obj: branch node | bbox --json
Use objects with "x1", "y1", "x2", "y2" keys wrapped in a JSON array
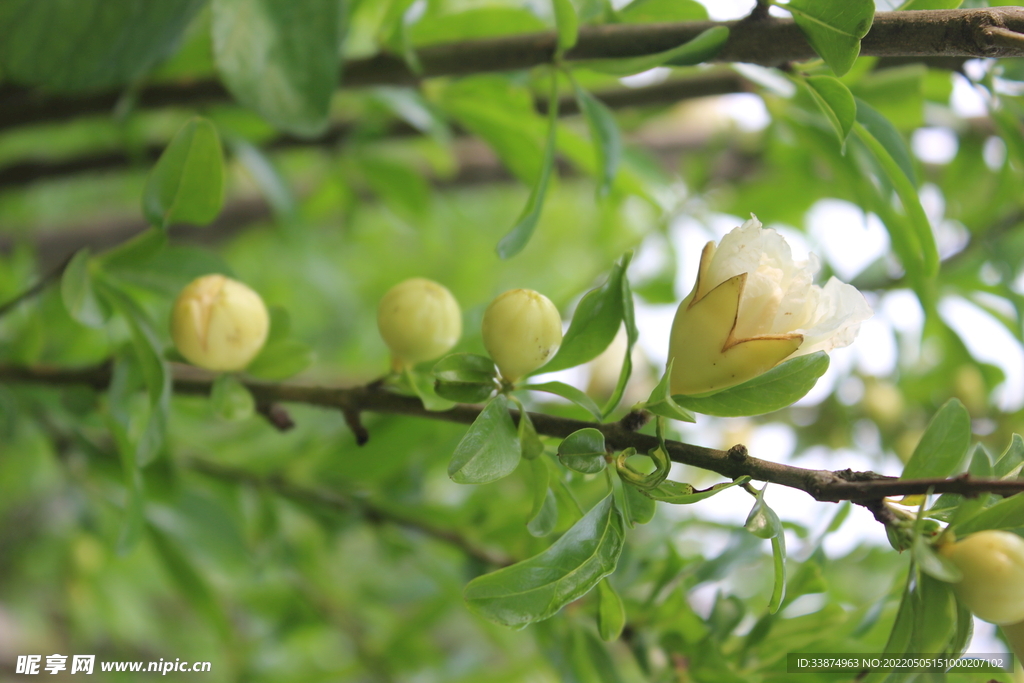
[
  {"x1": 341, "y1": 407, "x2": 370, "y2": 446},
  {"x1": 256, "y1": 402, "x2": 295, "y2": 431},
  {"x1": 619, "y1": 409, "x2": 650, "y2": 432},
  {"x1": 727, "y1": 444, "x2": 748, "y2": 461}
]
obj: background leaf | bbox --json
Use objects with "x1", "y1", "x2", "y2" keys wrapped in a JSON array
[
  {"x1": 143, "y1": 117, "x2": 226, "y2": 228},
  {"x1": 464, "y1": 494, "x2": 624, "y2": 628}
]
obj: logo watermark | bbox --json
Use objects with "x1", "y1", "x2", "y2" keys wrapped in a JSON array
[{"x1": 16, "y1": 655, "x2": 211, "y2": 675}]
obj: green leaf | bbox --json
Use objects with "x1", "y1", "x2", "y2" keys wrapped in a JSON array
[
  {"x1": 596, "y1": 579, "x2": 625, "y2": 641},
  {"x1": 603, "y1": 256, "x2": 638, "y2": 417},
  {"x1": 409, "y1": 7, "x2": 545, "y2": 46},
  {"x1": 621, "y1": 481, "x2": 656, "y2": 527},
  {"x1": 98, "y1": 282, "x2": 171, "y2": 468},
  {"x1": 912, "y1": 574, "x2": 957, "y2": 654},
  {"x1": 211, "y1": 0, "x2": 340, "y2": 136},
  {"x1": 518, "y1": 409, "x2": 545, "y2": 460},
  {"x1": 99, "y1": 228, "x2": 169, "y2": 270},
  {"x1": 359, "y1": 155, "x2": 432, "y2": 223},
  {"x1": 803, "y1": 75, "x2": 856, "y2": 148},
  {"x1": 995, "y1": 434, "x2": 1024, "y2": 478},
  {"x1": 0, "y1": 0, "x2": 205, "y2": 91},
  {"x1": 580, "y1": 26, "x2": 729, "y2": 76},
  {"x1": 572, "y1": 81, "x2": 622, "y2": 198},
  {"x1": 524, "y1": 382, "x2": 603, "y2": 422},
  {"x1": 527, "y1": 457, "x2": 558, "y2": 537},
  {"x1": 900, "y1": 398, "x2": 971, "y2": 480},
  {"x1": 954, "y1": 492, "x2": 1024, "y2": 535},
  {"x1": 785, "y1": 0, "x2": 874, "y2": 77},
  {"x1": 617, "y1": 0, "x2": 708, "y2": 22},
  {"x1": 545, "y1": 254, "x2": 630, "y2": 374},
  {"x1": 557, "y1": 428, "x2": 607, "y2": 474},
  {"x1": 210, "y1": 375, "x2": 256, "y2": 421},
  {"x1": 496, "y1": 78, "x2": 558, "y2": 259},
  {"x1": 142, "y1": 117, "x2": 226, "y2": 229},
  {"x1": 432, "y1": 353, "x2": 498, "y2": 403},
  {"x1": 745, "y1": 487, "x2": 782, "y2": 540},
  {"x1": 854, "y1": 101, "x2": 938, "y2": 276},
  {"x1": 553, "y1": 0, "x2": 579, "y2": 53},
  {"x1": 644, "y1": 360, "x2": 696, "y2": 423},
  {"x1": 674, "y1": 352, "x2": 830, "y2": 418},
  {"x1": 769, "y1": 534, "x2": 787, "y2": 614},
  {"x1": 913, "y1": 536, "x2": 962, "y2": 583},
  {"x1": 230, "y1": 138, "x2": 297, "y2": 217},
  {"x1": 61, "y1": 248, "x2": 107, "y2": 328},
  {"x1": 643, "y1": 477, "x2": 750, "y2": 504},
  {"x1": 448, "y1": 395, "x2": 521, "y2": 484},
  {"x1": 463, "y1": 493, "x2": 625, "y2": 628},
  {"x1": 245, "y1": 338, "x2": 315, "y2": 381}
]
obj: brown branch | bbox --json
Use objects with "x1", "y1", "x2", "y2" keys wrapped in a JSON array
[
  {"x1": 0, "y1": 253, "x2": 73, "y2": 320},
  {"x1": 3, "y1": 362, "x2": 1023, "y2": 510},
  {"x1": 184, "y1": 458, "x2": 513, "y2": 567},
  {"x1": 0, "y1": 9, "x2": 1020, "y2": 131}
]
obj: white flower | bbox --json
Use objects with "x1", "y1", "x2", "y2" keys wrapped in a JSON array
[{"x1": 668, "y1": 215, "x2": 872, "y2": 395}]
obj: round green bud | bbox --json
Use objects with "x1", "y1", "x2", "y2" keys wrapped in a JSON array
[
  {"x1": 171, "y1": 274, "x2": 269, "y2": 372},
  {"x1": 377, "y1": 278, "x2": 462, "y2": 368},
  {"x1": 482, "y1": 288, "x2": 562, "y2": 383}
]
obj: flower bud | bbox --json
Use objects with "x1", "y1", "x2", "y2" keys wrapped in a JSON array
[
  {"x1": 668, "y1": 216, "x2": 872, "y2": 395},
  {"x1": 171, "y1": 274, "x2": 270, "y2": 372},
  {"x1": 482, "y1": 288, "x2": 562, "y2": 383},
  {"x1": 377, "y1": 278, "x2": 462, "y2": 368},
  {"x1": 939, "y1": 530, "x2": 1024, "y2": 624}
]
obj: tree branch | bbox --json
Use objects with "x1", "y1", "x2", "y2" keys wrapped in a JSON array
[
  {"x1": 0, "y1": 9, "x2": 1018, "y2": 131},
  {"x1": 185, "y1": 457, "x2": 513, "y2": 567},
  {"x1": 3, "y1": 362, "x2": 1022, "y2": 511}
]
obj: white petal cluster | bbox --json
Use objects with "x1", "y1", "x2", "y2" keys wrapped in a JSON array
[{"x1": 704, "y1": 216, "x2": 872, "y2": 357}]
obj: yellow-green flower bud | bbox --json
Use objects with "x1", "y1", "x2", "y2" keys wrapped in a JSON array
[
  {"x1": 482, "y1": 288, "x2": 562, "y2": 383},
  {"x1": 668, "y1": 215, "x2": 872, "y2": 395},
  {"x1": 171, "y1": 274, "x2": 269, "y2": 372},
  {"x1": 377, "y1": 278, "x2": 462, "y2": 368},
  {"x1": 939, "y1": 530, "x2": 1024, "y2": 624}
]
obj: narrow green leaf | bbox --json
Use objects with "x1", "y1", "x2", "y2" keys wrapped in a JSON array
[
  {"x1": 603, "y1": 258, "x2": 638, "y2": 417},
  {"x1": 142, "y1": 117, "x2": 226, "y2": 228},
  {"x1": 230, "y1": 137, "x2": 296, "y2": 217},
  {"x1": 496, "y1": 78, "x2": 558, "y2": 259},
  {"x1": 433, "y1": 353, "x2": 498, "y2": 403},
  {"x1": 580, "y1": 26, "x2": 729, "y2": 76},
  {"x1": 553, "y1": 0, "x2": 579, "y2": 53},
  {"x1": 98, "y1": 227, "x2": 168, "y2": 270},
  {"x1": 901, "y1": 398, "x2": 971, "y2": 480},
  {"x1": 210, "y1": 374, "x2": 255, "y2": 421},
  {"x1": 448, "y1": 395, "x2": 521, "y2": 484},
  {"x1": 769, "y1": 534, "x2": 787, "y2": 614},
  {"x1": 572, "y1": 80, "x2": 621, "y2": 197},
  {"x1": 643, "y1": 477, "x2": 750, "y2": 504},
  {"x1": 211, "y1": 0, "x2": 340, "y2": 136},
  {"x1": 527, "y1": 457, "x2": 558, "y2": 537},
  {"x1": 786, "y1": 0, "x2": 874, "y2": 77},
  {"x1": 803, "y1": 75, "x2": 856, "y2": 148},
  {"x1": 674, "y1": 352, "x2": 830, "y2": 417},
  {"x1": 558, "y1": 427, "x2": 607, "y2": 474},
  {"x1": 525, "y1": 381, "x2": 603, "y2": 422},
  {"x1": 61, "y1": 248, "x2": 106, "y2": 328},
  {"x1": 464, "y1": 493, "x2": 625, "y2": 628},
  {"x1": 912, "y1": 574, "x2": 957, "y2": 654},
  {"x1": 597, "y1": 579, "x2": 626, "y2": 641},
  {"x1": 617, "y1": 0, "x2": 708, "y2": 22},
  {"x1": 621, "y1": 481, "x2": 656, "y2": 526}
]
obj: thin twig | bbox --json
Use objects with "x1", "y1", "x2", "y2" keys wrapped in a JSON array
[
  {"x1": 0, "y1": 254, "x2": 73, "y2": 320},
  {"x1": 186, "y1": 458, "x2": 513, "y2": 566},
  {"x1": 3, "y1": 362, "x2": 1023, "y2": 511}
]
